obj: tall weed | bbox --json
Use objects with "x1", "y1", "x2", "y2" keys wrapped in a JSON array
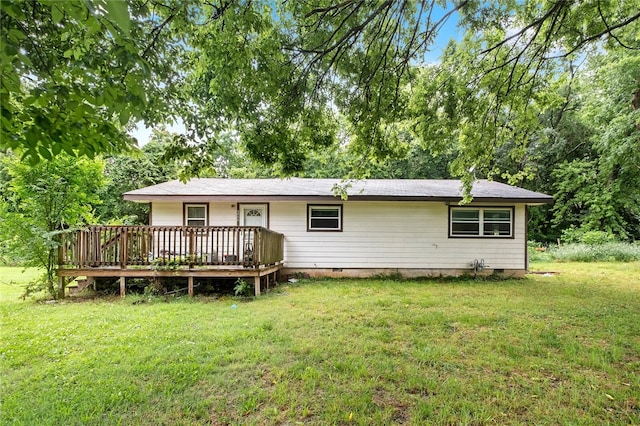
[{"x1": 531, "y1": 242, "x2": 640, "y2": 262}]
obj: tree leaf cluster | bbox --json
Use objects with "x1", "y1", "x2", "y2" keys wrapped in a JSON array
[{"x1": 1, "y1": 0, "x2": 191, "y2": 162}]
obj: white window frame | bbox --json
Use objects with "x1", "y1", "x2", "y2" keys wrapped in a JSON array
[
  {"x1": 449, "y1": 207, "x2": 513, "y2": 238},
  {"x1": 184, "y1": 204, "x2": 208, "y2": 227},
  {"x1": 308, "y1": 205, "x2": 342, "y2": 232}
]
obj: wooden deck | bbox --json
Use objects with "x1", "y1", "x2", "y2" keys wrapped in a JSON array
[{"x1": 57, "y1": 226, "x2": 284, "y2": 296}]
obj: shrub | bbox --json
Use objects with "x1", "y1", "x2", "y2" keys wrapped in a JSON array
[
  {"x1": 561, "y1": 227, "x2": 618, "y2": 245},
  {"x1": 233, "y1": 278, "x2": 253, "y2": 297},
  {"x1": 527, "y1": 241, "x2": 553, "y2": 262}
]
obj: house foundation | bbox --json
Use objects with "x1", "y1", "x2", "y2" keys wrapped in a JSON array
[{"x1": 280, "y1": 267, "x2": 527, "y2": 279}]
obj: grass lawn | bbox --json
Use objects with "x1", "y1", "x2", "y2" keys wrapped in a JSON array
[{"x1": 1, "y1": 263, "x2": 639, "y2": 425}]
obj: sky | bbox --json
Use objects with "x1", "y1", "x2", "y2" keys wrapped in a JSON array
[{"x1": 130, "y1": 7, "x2": 461, "y2": 146}]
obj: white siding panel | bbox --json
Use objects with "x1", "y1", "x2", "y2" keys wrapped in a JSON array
[
  {"x1": 210, "y1": 203, "x2": 238, "y2": 226},
  {"x1": 151, "y1": 202, "x2": 183, "y2": 226},
  {"x1": 152, "y1": 202, "x2": 239, "y2": 226}
]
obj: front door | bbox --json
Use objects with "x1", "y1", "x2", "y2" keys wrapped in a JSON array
[
  {"x1": 239, "y1": 204, "x2": 268, "y2": 228},
  {"x1": 239, "y1": 204, "x2": 267, "y2": 263}
]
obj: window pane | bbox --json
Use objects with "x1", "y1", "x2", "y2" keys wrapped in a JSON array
[
  {"x1": 452, "y1": 209, "x2": 479, "y2": 221},
  {"x1": 188, "y1": 206, "x2": 206, "y2": 219},
  {"x1": 451, "y1": 209, "x2": 479, "y2": 236},
  {"x1": 311, "y1": 209, "x2": 339, "y2": 218},
  {"x1": 309, "y1": 206, "x2": 341, "y2": 230},
  {"x1": 484, "y1": 210, "x2": 511, "y2": 221},
  {"x1": 188, "y1": 219, "x2": 206, "y2": 226},
  {"x1": 484, "y1": 223, "x2": 510, "y2": 236},
  {"x1": 452, "y1": 222, "x2": 480, "y2": 235},
  {"x1": 311, "y1": 218, "x2": 339, "y2": 229}
]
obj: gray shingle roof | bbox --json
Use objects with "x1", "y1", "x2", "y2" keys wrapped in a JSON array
[{"x1": 123, "y1": 178, "x2": 553, "y2": 204}]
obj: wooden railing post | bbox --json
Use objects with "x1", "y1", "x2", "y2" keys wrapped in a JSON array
[
  {"x1": 58, "y1": 232, "x2": 66, "y2": 267},
  {"x1": 253, "y1": 228, "x2": 262, "y2": 266},
  {"x1": 120, "y1": 227, "x2": 128, "y2": 268},
  {"x1": 235, "y1": 227, "x2": 240, "y2": 264},
  {"x1": 78, "y1": 230, "x2": 85, "y2": 267},
  {"x1": 189, "y1": 227, "x2": 195, "y2": 265}
]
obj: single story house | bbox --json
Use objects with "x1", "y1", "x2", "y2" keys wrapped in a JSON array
[{"x1": 122, "y1": 178, "x2": 552, "y2": 279}]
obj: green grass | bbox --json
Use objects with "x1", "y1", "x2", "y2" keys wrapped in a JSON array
[{"x1": 1, "y1": 264, "x2": 639, "y2": 425}]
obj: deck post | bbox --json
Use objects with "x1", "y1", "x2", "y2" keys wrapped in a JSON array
[
  {"x1": 77, "y1": 230, "x2": 84, "y2": 267},
  {"x1": 119, "y1": 277, "x2": 126, "y2": 297},
  {"x1": 188, "y1": 276, "x2": 194, "y2": 297},
  {"x1": 254, "y1": 276, "x2": 261, "y2": 296},
  {"x1": 58, "y1": 276, "x2": 65, "y2": 299}
]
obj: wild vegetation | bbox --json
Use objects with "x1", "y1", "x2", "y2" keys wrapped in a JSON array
[
  {"x1": 529, "y1": 242, "x2": 640, "y2": 263},
  {"x1": 1, "y1": 263, "x2": 639, "y2": 425}
]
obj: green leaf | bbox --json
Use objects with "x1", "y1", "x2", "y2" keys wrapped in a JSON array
[
  {"x1": 104, "y1": 0, "x2": 131, "y2": 35},
  {"x1": 38, "y1": 146, "x2": 52, "y2": 161},
  {"x1": 119, "y1": 108, "x2": 131, "y2": 126},
  {"x1": 51, "y1": 5, "x2": 63, "y2": 24},
  {"x1": 7, "y1": 29, "x2": 26, "y2": 42}
]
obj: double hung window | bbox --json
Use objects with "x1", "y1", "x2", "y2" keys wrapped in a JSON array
[
  {"x1": 308, "y1": 205, "x2": 342, "y2": 231},
  {"x1": 185, "y1": 204, "x2": 208, "y2": 226},
  {"x1": 450, "y1": 207, "x2": 513, "y2": 237}
]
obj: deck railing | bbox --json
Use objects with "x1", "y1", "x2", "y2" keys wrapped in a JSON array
[{"x1": 58, "y1": 226, "x2": 284, "y2": 269}]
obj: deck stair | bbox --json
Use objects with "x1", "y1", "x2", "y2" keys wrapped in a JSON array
[{"x1": 67, "y1": 277, "x2": 95, "y2": 295}]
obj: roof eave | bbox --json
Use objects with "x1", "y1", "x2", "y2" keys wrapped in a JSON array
[{"x1": 123, "y1": 194, "x2": 554, "y2": 205}]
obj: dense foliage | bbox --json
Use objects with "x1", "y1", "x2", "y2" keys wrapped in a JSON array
[
  {"x1": 0, "y1": 152, "x2": 104, "y2": 298},
  {"x1": 0, "y1": 0, "x2": 194, "y2": 162},
  {"x1": 95, "y1": 131, "x2": 180, "y2": 224}
]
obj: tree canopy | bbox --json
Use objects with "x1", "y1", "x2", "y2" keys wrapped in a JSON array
[{"x1": 4, "y1": 1, "x2": 638, "y2": 172}]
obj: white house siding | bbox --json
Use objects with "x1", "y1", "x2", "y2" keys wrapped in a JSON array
[
  {"x1": 269, "y1": 201, "x2": 525, "y2": 271},
  {"x1": 151, "y1": 202, "x2": 183, "y2": 226},
  {"x1": 150, "y1": 200, "x2": 526, "y2": 272},
  {"x1": 210, "y1": 203, "x2": 238, "y2": 226},
  {"x1": 151, "y1": 202, "x2": 238, "y2": 226}
]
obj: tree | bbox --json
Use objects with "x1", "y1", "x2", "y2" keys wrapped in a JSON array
[
  {"x1": 3, "y1": 0, "x2": 639, "y2": 188},
  {"x1": 0, "y1": 0, "x2": 191, "y2": 162},
  {"x1": 550, "y1": 48, "x2": 640, "y2": 240},
  {"x1": 468, "y1": 45, "x2": 640, "y2": 242},
  {"x1": 0, "y1": 153, "x2": 104, "y2": 298},
  {"x1": 179, "y1": 0, "x2": 640, "y2": 181},
  {"x1": 96, "y1": 131, "x2": 181, "y2": 224}
]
